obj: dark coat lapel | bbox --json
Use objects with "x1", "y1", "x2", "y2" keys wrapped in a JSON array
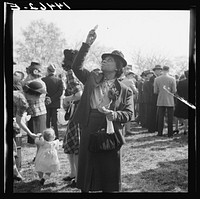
[{"x1": 72, "y1": 71, "x2": 104, "y2": 126}]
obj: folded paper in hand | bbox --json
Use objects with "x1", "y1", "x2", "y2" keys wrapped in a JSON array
[{"x1": 106, "y1": 117, "x2": 114, "y2": 134}]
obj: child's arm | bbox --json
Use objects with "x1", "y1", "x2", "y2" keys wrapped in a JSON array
[{"x1": 55, "y1": 139, "x2": 60, "y2": 150}]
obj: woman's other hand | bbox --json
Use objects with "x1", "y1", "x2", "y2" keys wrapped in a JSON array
[{"x1": 106, "y1": 111, "x2": 115, "y2": 121}]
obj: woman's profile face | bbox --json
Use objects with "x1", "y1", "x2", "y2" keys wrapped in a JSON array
[{"x1": 101, "y1": 56, "x2": 117, "y2": 73}]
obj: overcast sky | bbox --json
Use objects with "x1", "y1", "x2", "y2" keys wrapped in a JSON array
[{"x1": 13, "y1": 10, "x2": 190, "y2": 63}]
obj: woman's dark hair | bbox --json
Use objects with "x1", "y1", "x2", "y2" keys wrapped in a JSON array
[{"x1": 113, "y1": 57, "x2": 124, "y2": 78}]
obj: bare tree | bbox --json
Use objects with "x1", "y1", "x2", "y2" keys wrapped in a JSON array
[
  {"x1": 172, "y1": 56, "x2": 189, "y2": 76},
  {"x1": 130, "y1": 50, "x2": 149, "y2": 73},
  {"x1": 144, "y1": 53, "x2": 172, "y2": 69},
  {"x1": 14, "y1": 19, "x2": 68, "y2": 70},
  {"x1": 130, "y1": 50, "x2": 175, "y2": 75}
]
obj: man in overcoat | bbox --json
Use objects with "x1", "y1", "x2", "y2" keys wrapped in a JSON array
[
  {"x1": 154, "y1": 66, "x2": 176, "y2": 137},
  {"x1": 146, "y1": 65, "x2": 162, "y2": 133},
  {"x1": 42, "y1": 64, "x2": 64, "y2": 139}
]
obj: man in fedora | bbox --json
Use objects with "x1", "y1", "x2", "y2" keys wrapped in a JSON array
[
  {"x1": 145, "y1": 65, "x2": 162, "y2": 133},
  {"x1": 152, "y1": 65, "x2": 162, "y2": 77},
  {"x1": 154, "y1": 66, "x2": 176, "y2": 137},
  {"x1": 42, "y1": 64, "x2": 64, "y2": 139}
]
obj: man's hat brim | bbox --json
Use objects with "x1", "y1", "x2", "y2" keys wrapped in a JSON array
[
  {"x1": 126, "y1": 70, "x2": 136, "y2": 76},
  {"x1": 152, "y1": 66, "x2": 162, "y2": 71},
  {"x1": 101, "y1": 53, "x2": 127, "y2": 68}
]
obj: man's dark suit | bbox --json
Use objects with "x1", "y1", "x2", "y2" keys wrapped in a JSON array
[{"x1": 42, "y1": 74, "x2": 64, "y2": 139}]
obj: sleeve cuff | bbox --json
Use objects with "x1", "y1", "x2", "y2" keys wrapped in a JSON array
[{"x1": 82, "y1": 42, "x2": 90, "y2": 48}]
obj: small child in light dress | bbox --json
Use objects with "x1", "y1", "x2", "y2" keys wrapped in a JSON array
[{"x1": 35, "y1": 128, "x2": 60, "y2": 185}]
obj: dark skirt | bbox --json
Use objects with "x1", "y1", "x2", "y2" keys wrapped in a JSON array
[
  {"x1": 76, "y1": 109, "x2": 121, "y2": 192},
  {"x1": 27, "y1": 117, "x2": 34, "y2": 144},
  {"x1": 174, "y1": 100, "x2": 188, "y2": 119},
  {"x1": 147, "y1": 105, "x2": 158, "y2": 133},
  {"x1": 138, "y1": 102, "x2": 146, "y2": 127},
  {"x1": 27, "y1": 114, "x2": 46, "y2": 144}
]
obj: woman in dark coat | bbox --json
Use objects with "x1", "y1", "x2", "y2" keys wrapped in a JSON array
[
  {"x1": 146, "y1": 74, "x2": 158, "y2": 133},
  {"x1": 71, "y1": 28, "x2": 133, "y2": 192},
  {"x1": 142, "y1": 70, "x2": 154, "y2": 130},
  {"x1": 174, "y1": 70, "x2": 189, "y2": 134},
  {"x1": 135, "y1": 73, "x2": 146, "y2": 126}
]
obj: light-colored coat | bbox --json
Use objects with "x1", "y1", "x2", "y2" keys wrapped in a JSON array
[{"x1": 154, "y1": 74, "x2": 176, "y2": 107}]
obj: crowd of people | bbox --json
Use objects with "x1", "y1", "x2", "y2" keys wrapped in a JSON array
[
  {"x1": 12, "y1": 27, "x2": 189, "y2": 192},
  {"x1": 122, "y1": 64, "x2": 188, "y2": 138}
]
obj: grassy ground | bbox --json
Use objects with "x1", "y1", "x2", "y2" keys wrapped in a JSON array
[{"x1": 13, "y1": 122, "x2": 188, "y2": 193}]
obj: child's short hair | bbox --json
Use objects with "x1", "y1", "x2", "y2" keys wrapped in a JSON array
[{"x1": 43, "y1": 128, "x2": 55, "y2": 141}]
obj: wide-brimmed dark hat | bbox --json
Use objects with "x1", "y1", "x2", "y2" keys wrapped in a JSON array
[
  {"x1": 101, "y1": 50, "x2": 127, "y2": 68},
  {"x1": 152, "y1": 65, "x2": 162, "y2": 71},
  {"x1": 23, "y1": 81, "x2": 46, "y2": 94},
  {"x1": 28, "y1": 62, "x2": 42, "y2": 72}
]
